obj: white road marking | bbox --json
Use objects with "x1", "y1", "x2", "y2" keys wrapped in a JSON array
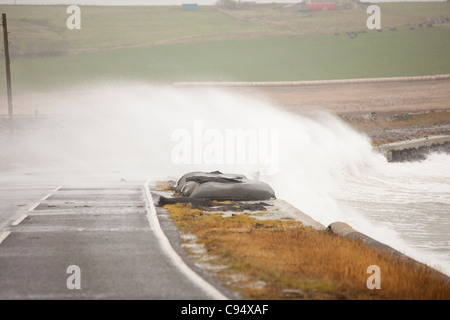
[
  {"x1": 1, "y1": 187, "x2": 61, "y2": 246},
  {"x1": 11, "y1": 214, "x2": 28, "y2": 226},
  {"x1": 143, "y1": 181, "x2": 229, "y2": 300},
  {"x1": 0, "y1": 231, "x2": 11, "y2": 245},
  {"x1": 28, "y1": 186, "x2": 62, "y2": 212}
]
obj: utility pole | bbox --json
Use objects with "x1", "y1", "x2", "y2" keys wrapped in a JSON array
[{"x1": 2, "y1": 13, "x2": 13, "y2": 130}]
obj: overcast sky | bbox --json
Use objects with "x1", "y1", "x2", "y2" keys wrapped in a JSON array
[{"x1": 0, "y1": 0, "x2": 446, "y2": 5}]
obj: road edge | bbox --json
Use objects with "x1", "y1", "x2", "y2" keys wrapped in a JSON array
[{"x1": 143, "y1": 180, "x2": 230, "y2": 300}]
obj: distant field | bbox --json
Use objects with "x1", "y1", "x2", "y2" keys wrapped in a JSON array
[
  {"x1": 2, "y1": 26, "x2": 449, "y2": 94},
  {"x1": 0, "y1": 5, "x2": 275, "y2": 56},
  {"x1": 1, "y1": 3, "x2": 449, "y2": 55},
  {"x1": 0, "y1": 3, "x2": 449, "y2": 94}
]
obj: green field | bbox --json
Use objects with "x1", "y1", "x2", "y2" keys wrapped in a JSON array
[{"x1": 0, "y1": 3, "x2": 449, "y2": 94}]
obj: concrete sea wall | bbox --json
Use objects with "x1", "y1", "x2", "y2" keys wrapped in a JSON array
[{"x1": 375, "y1": 135, "x2": 450, "y2": 162}]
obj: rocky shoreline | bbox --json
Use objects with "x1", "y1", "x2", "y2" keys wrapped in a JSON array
[{"x1": 341, "y1": 110, "x2": 450, "y2": 147}]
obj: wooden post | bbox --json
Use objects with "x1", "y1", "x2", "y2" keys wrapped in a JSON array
[{"x1": 2, "y1": 13, "x2": 13, "y2": 129}]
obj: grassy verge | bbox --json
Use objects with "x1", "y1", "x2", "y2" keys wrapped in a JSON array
[{"x1": 164, "y1": 202, "x2": 450, "y2": 300}]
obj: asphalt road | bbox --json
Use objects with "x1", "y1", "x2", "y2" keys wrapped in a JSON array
[{"x1": 0, "y1": 174, "x2": 232, "y2": 300}]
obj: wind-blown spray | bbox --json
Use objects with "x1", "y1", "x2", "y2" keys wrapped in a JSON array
[{"x1": 2, "y1": 82, "x2": 448, "y2": 275}]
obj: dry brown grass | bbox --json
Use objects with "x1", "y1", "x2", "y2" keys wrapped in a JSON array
[{"x1": 165, "y1": 203, "x2": 450, "y2": 300}]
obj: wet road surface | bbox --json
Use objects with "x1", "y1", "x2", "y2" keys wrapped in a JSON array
[{"x1": 0, "y1": 182, "x2": 231, "y2": 300}]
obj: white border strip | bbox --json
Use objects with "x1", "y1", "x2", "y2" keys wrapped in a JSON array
[
  {"x1": 143, "y1": 181, "x2": 229, "y2": 300},
  {"x1": 11, "y1": 214, "x2": 28, "y2": 226},
  {"x1": 0, "y1": 231, "x2": 11, "y2": 245},
  {"x1": 28, "y1": 186, "x2": 62, "y2": 212}
]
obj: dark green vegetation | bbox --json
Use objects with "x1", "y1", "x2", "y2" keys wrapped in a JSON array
[{"x1": 0, "y1": 3, "x2": 449, "y2": 93}]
